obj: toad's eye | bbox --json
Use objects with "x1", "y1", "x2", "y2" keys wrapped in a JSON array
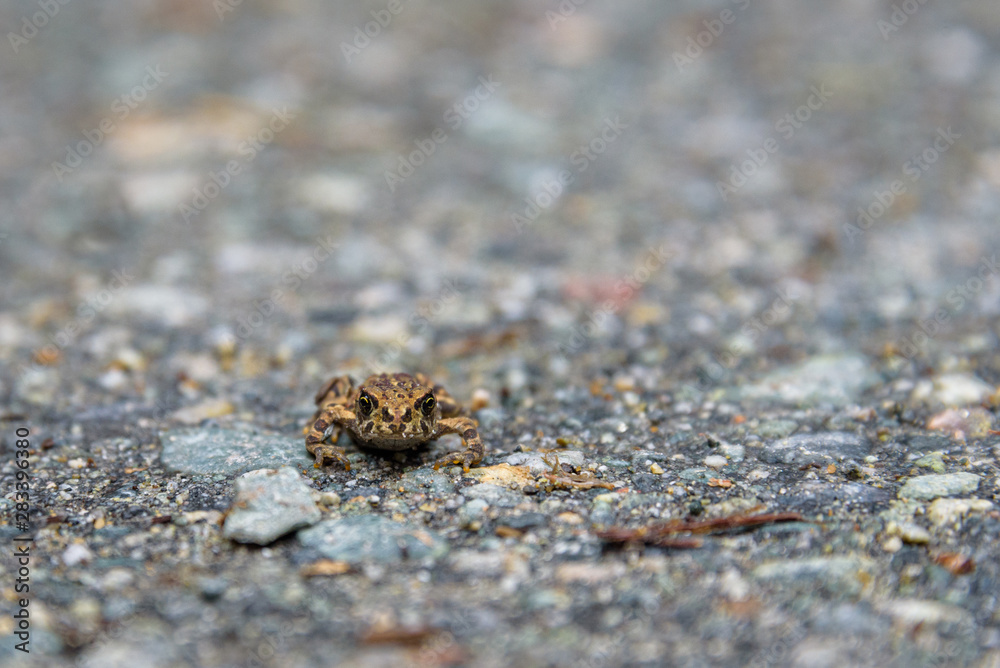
[
  {"x1": 357, "y1": 393, "x2": 374, "y2": 416},
  {"x1": 420, "y1": 395, "x2": 436, "y2": 416}
]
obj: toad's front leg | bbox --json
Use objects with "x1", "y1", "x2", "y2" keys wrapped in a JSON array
[
  {"x1": 430, "y1": 416, "x2": 485, "y2": 472},
  {"x1": 306, "y1": 404, "x2": 356, "y2": 471}
]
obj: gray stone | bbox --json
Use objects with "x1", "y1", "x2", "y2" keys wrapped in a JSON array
[
  {"x1": 897, "y1": 473, "x2": 981, "y2": 500},
  {"x1": 789, "y1": 482, "x2": 893, "y2": 510},
  {"x1": 222, "y1": 467, "x2": 322, "y2": 545},
  {"x1": 462, "y1": 483, "x2": 523, "y2": 508},
  {"x1": 910, "y1": 373, "x2": 994, "y2": 406},
  {"x1": 458, "y1": 499, "x2": 489, "y2": 526},
  {"x1": 755, "y1": 420, "x2": 800, "y2": 439},
  {"x1": 737, "y1": 354, "x2": 880, "y2": 406},
  {"x1": 505, "y1": 450, "x2": 585, "y2": 474},
  {"x1": 913, "y1": 452, "x2": 946, "y2": 474},
  {"x1": 753, "y1": 556, "x2": 874, "y2": 591},
  {"x1": 760, "y1": 431, "x2": 871, "y2": 465},
  {"x1": 297, "y1": 515, "x2": 448, "y2": 564},
  {"x1": 161, "y1": 428, "x2": 313, "y2": 475},
  {"x1": 397, "y1": 468, "x2": 457, "y2": 496}
]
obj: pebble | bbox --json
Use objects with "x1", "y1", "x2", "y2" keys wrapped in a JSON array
[
  {"x1": 760, "y1": 431, "x2": 871, "y2": 465},
  {"x1": 466, "y1": 463, "x2": 534, "y2": 487},
  {"x1": 720, "y1": 443, "x2": 745, "y2": 462},
  {"x1": 897, "y1": 473, "x2": 981, "y2": 500},
  {"x1": 885, "y1": 521, "x2": 931, "y2": 545},
  {"x1": 397, "y1": 469, "x2": 457, "y2": 496},
  {"x1": 913, "y1": 452, "x2": 946, "y2": 474},
  {"x1": 703, "y1": 455, "x2": 728, "y2": 470},
  {"x1": 737, "y1": 353, "x2": 880, "y2": 406},
  {"x1": 462, "y1": 483, "x2": 523, "y2": 508},
  {"x1": 160, "y1": 428, "x2": 313, "y2": 475},
  {"x1": 62, "y1": 543, "x2": 94, "y2": 567},
  {"x1": 505, "y1": 450, "x2": 585, "y2": 474},
  {"x1": 297, "y1": 515, "x2": 448, "y2": 564},
  {"x1": 170, "y1": 398, "x2": 235, "y2": 425},
  {"x1": 649, "y1": 463, "x2": 664, "y2": 475},
  {"x1": 926, "y1": 408, "x2": 994, "y2": 439},
  {"x1": 927, "y1": 498, "x2": 994, "y2": 527},
  {"x1": 752, "y1": 556, "x2": 874, "y2": 592},
  {"x1": 222, "y1": 467, "x2": 321, "y2": 545},
  {"x1": 876, "y1": 598, "x2": 973, "y2": 626},
  {"x1": 911, "y1": 373, "x2": 994, "y2": 406},
  {"x1": 458, "y1": 499, "x2": 490, "y2": 527}
]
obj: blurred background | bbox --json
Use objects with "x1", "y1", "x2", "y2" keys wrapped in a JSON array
[{"x1": 1, "y1": 0, "x2": 998, "y2": 410}]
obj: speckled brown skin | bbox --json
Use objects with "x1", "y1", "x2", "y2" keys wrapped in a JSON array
[{"x1": 305, "y1": 372, "x2": 484, "y2": 472}]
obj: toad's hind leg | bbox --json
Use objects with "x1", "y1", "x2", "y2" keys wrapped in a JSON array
[
  {"x1": 305, "y1": 403, "x2": 356, "y2": 471},
  {"x1": 431, "y1": 416, "x2": 484, "y2": 472},
  {"x1": 414, "y1": 373, "x2": 461, "y2": 417}
]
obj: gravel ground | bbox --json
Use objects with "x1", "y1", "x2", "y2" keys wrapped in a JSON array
[{"x1": 1, "y1": 1, "x2": 1000, "y2": 667}]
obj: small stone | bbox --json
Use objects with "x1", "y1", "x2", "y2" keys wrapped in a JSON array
[
  {"x1": 62, "y1": 543, "x2": 94, "y2": 567},
  {"x1": 737, "y1": 353, "x2": 880, "y2": 407},
  {"x1": 703, "y1": 455, "x2": 728, "y2": 470},
  {"x1": 458, "y1": 499, "x2": 489, "y2": 527},
  {"x1": 161, "y1": 428, "x2": 313, "y2": 475},
  {"x1": 649, "y1": 463, "x2": 664, "y2": 475},
  {"x1": 222, "y1": 467, "x2": 322, "y2": 545},
  {"x1": 170, "y1": 398, "x2": 235, "y2": 425},
  {"x1": 505, "y1": 450, "x2": 585, "y2": 474},
  {"x1": 927, "y1": 498, "x2": 994, "y2": 527},
  {"x1": 926, "y1": 408, "x2": 993, "y2": 439},
  {"x1": 462, "y1": 483, "x2": 523, "y2": 508},
  {"x1": 760, "y1": 431, "x2": 871, "y2": 465},
  {"x1": 882, "y1": 536, "x2": 903, "y2": 553},
  {"x1": 886, "y1": 521, "x2": 931, "y2": 545},
  {"x1": 876, "y1": 599, "x2": 972, "y2": 626},
  {"x1": 470, "y1": 388, "x2": 491, "y2": 411},
  {"x1": 897, "y1": 473, "x2": 981, "y2": 500},
  {"x1": 297, "y1": 515, "x2": 448, "y2": 564},
  {"x1": 911, "y1": 373, "x2": 994, "y2": 407},
  {"x1": 465, "y1": 464, "x2": 534, "y2": 487},
  {"x1": 720, "y1": 443, "x2": 745, "y2": 462},
  {"x1": 913, "y1": 452, "x2": 946, "y2": 474}
]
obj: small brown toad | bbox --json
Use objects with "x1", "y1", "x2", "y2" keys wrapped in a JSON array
[{"x1": 305, "y1": 372, "x2": 484, "y2": 472}]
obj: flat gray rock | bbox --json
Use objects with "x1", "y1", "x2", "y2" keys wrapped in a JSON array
[
  {"x1": 297, "y1": 515, "x2": 448, "y2": 563},
  {"x1": 161, "y1": 428, "x2": 314, "y2": 475},
  {"x1": 760, "y1": 431, "x2": 871, "y2": 465},
  {"x1": 223, "y1": 467, "x2": 322, "y2": 545},
  {"x1": 736, "y1": 354, "x2": 880, "y2": 407},
  {"x1": 897, "y1": 473, "x2": 982, "y2": 500}
]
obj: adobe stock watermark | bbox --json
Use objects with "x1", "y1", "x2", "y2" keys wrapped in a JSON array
[
  {"x1": 716, "y1": 83, "x2": 832, "y2": 200},
  {"x1": 672, "y1": 0, "x2": 752, "y2": 72},
  {"x1": 383, "y1": 75, "x2": 500, "y2": 192},
  {"x1": 340, "y1": 0, "x2": 413, "y2": 63},
  {"x1": 178, "y1": 107, "x2": 296, "y2": 224},
  {"x1": 511, "y1": 115, "x2": 628, "y2": 233},
  {"x1": 233, "y1": 235, "x2": 338, "y2": 342},
  {"x1": 213, "y1": 0, "x2": 245, "y2": 21},
  {"x1": 876, "y1": 0, "x2": 931, "y2": 40},
  {"x1": 558, "y1": 244, "x2": 673, "y2": 355},
  {"x1": 843, "y1": 126, "x2": 960, "y2": 242},
  {"x1": 545, "y1": 0, "x2": 589, "y2": 29},
  {"x1": 7, "y1": 0, "x2": 73, "y2": 53},
  {"x1": 17, "y1": 268, "x2": 135, "y2": 379},
  {"x1": 896, "y1": 254, "x2": 998, "y2": 359},
  {"x1": 51, "y1": 65, "x2": 168, "y2": 182},
  {"x1": 364, "y1": 278, "x2": 462, "y2": 376}
]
